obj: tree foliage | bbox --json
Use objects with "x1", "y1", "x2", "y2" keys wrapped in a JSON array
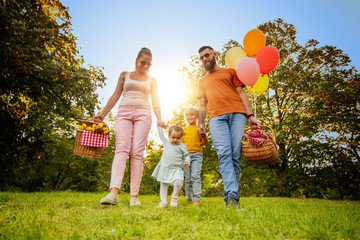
[
  {"x1": 254, "y1": 19, "x2": 360, "y2": 199},
  {"x1": 0, "y1": 0, "x2": 106, "y2": 190}
]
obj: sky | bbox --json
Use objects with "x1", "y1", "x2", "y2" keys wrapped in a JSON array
[{"x1": 62, "y1": 0, "x2": 360, "y2": 125}]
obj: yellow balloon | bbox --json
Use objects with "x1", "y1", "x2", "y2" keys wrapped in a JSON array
[
  {"x1": 225, "y1": 47, "x2": 247, "y2": 69},
  {"x1": 247, "y1": 74, "x2": 269, "y2": 95}
]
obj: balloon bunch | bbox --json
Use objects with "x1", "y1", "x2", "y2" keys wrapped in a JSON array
[{"x1": 225, "y1": 29, "x2": 279, "y2": 95}]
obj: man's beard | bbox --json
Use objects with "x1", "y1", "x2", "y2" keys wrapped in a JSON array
[{"x1": 204, "y1": 57, "x2": 216, "y2": 71}]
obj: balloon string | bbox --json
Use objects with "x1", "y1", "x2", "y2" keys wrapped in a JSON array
[{"x1": 254, "y1": 94, "x2": 257, "y2": 118}]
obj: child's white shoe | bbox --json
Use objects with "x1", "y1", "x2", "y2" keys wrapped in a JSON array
[
  {"x1": 100, "y1": 192, "x2": 119, "y2": 205},
  {"x1": 129, "y1": 198, "x2": 141, "y2": 206},
  {"x1": 170, "y1": 195, "x2": 178, "y2": 208},
  {"x1": 157, "y1": 202, "x2": 168, "y2": 208}
]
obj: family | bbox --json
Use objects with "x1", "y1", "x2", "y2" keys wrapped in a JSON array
[{"x1": 93, "y1": 46, "x2": 260, "y2": 208}]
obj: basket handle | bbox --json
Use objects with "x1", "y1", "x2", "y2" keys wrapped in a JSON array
[{"x1": 244, "y1": 125, "x2": 277, "y2": 145}]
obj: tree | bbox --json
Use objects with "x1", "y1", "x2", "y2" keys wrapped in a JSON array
[
  {"x1": 0, "y1": 0, "x2": 106, "y2": 190},
  {"x1": 254, "y1": 19, "x2": 360, "y2": 199}
]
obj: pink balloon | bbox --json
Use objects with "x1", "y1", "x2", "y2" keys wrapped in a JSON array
[
  {"x1": 256, "y1": 46, "x2": 280, "y2": 74},
  {"x1": 236, "y1": 58, "x2": 260, "y2": 86}
]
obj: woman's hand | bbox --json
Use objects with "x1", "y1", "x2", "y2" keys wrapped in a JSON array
[
  {"x1": 183, "y1": 162, "x2": 189, "y2": 168},
  {"x1": 157, "y1": 120, "x2": 165, "y2": 127},
  {"x1": 93, "y1": 114, "x2": 104, "y2": 123}
]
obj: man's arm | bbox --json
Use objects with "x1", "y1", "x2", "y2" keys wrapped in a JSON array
[
  {"x1": 236, "y1": 87, "x2": 261, "y2": 129},
  {"x1": 198, "y1": 97, "x2": 207, "y2": 137}
]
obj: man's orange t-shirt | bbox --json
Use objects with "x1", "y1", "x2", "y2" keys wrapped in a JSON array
[{"x1": 198, "y1": 68, "x2": 246, "y2": 119}]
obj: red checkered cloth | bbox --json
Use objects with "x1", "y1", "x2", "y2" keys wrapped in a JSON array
[
  {"x1": 80, "y1": 130, "x2": 109, "y2": 148},
  {"x1": 247, "y1": 129, "x2": 270, "y2": 146}
]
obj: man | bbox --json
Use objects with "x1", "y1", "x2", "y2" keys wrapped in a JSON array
[{"x1": 197, "y1": 46, "x2": 260, "y2": 207}]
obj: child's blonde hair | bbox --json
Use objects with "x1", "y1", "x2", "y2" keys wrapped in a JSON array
[
  {"x1": 168, "y1": 125, "x2": 184, "y2": 136},
  {"x1": 184, "y1": 107, "x2": 199, "y2": 125},
  {"x1": 184, "y1": 106, "x2": 199, "y2": 117}
]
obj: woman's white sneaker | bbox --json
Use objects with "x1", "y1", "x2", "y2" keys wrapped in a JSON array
[
  {"x1": 130, "y1": 198, "x2": 141, "y2": 206},
  {"x1": 100, "y1": 192, "x2": 119, "y2": 205}
]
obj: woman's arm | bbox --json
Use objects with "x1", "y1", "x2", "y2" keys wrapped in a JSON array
[
  {"x1": 150, "y1": 78, "x2": 164, "y2": 126},
  {"x1": 94, "y1": 72, "x2": 126, "y2": 122}
]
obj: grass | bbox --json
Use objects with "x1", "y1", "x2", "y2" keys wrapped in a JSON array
[{"x1": 0, "y1": 192, "x2": 359, "y2": 239}]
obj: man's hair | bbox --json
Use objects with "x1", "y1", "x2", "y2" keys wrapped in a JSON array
[
  {"x1": 168, "y1": 125, "x2": 184, "y2": 136},
  {"x1": 198, "y1": 46, "x2": 214, "y2": 54}
]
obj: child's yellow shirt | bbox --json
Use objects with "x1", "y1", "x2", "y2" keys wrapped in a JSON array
[{"x1": 181, "y1": 126, "x2": 207, "y2": 154}]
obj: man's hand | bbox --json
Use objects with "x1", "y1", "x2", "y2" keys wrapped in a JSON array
[
  {"x1": 197, "y1": 124, "x2": 206, "y2": 138},
  {"x1": 248, "y1": 116, "x2": 261, "y2": 129}
]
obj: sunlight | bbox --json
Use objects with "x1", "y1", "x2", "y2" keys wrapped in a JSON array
[{"x1": 150, "y1": 64, "x2": 188, "y2": 121}]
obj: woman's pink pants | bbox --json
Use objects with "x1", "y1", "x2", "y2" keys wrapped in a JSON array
[{"x1": 110, "y1": 107, "x2": 152, "y2": 196}]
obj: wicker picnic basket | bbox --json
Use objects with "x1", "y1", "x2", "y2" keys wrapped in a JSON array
[
  {"x1": 73, "y1": 119, "x2": 108, "y2": 158},
  {"x1": 242, "y1": 125, "x2": 279, "y2": 164}
]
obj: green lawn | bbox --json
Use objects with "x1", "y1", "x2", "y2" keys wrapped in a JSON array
[{"x1": 0, "y1": 192, "x2": 359, "y2": 239}]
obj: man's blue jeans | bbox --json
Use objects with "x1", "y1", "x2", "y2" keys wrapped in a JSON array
[
  {"x1": 184, "y1": 152, "x2": 203, "y2": 202},
  {"x1": 209, "y1": 113, "x2": 246, "y2": 202}
]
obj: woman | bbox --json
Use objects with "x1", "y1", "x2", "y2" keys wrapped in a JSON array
[{"x1": 94, "y1": 47, "x2": 163, "y2": 206}]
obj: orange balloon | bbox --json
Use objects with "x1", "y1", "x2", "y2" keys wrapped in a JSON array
[
  {"x1": 243, "y1": 29, "x2": 266, "y2": 57},
  {"x1": 247, "y1": 74, "x2": 269, "y2": 95},
  {"x1": 225, "y1": 47, "x2": 247, "y2": 69}
]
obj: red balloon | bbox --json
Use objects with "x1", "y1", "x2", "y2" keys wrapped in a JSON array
[
  {"x1": 236, "y1": 58, "x2": 260, "y2": 86},
  {"x1": 256, "y1": 46, "x2": 280, "y2": 74}
]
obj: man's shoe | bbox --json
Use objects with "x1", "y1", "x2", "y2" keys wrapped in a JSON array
[
  {"x1": 226, "y1": 197, "x2": 240, "y2": 208},
  {"x1": 100, "y1": 192, "x2": 119, "y2": 205}
]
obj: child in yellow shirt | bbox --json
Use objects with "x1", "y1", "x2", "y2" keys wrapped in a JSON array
[{"x1": 182, "y1": 107, "x2": 208, "y2": 206}]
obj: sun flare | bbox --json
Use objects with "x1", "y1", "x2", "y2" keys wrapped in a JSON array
[{"x1": 150, "y1": 65, "x2": 188, "y2": 121}]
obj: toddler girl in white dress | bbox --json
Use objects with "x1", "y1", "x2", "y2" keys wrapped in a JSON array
[{"x1": 151, "y1": 125, "x2": 190, "y2": 208}]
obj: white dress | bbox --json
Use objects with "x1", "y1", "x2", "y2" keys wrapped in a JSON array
[{"x1": 151, "y1": 126, "x2": 190, "y2": 184}]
